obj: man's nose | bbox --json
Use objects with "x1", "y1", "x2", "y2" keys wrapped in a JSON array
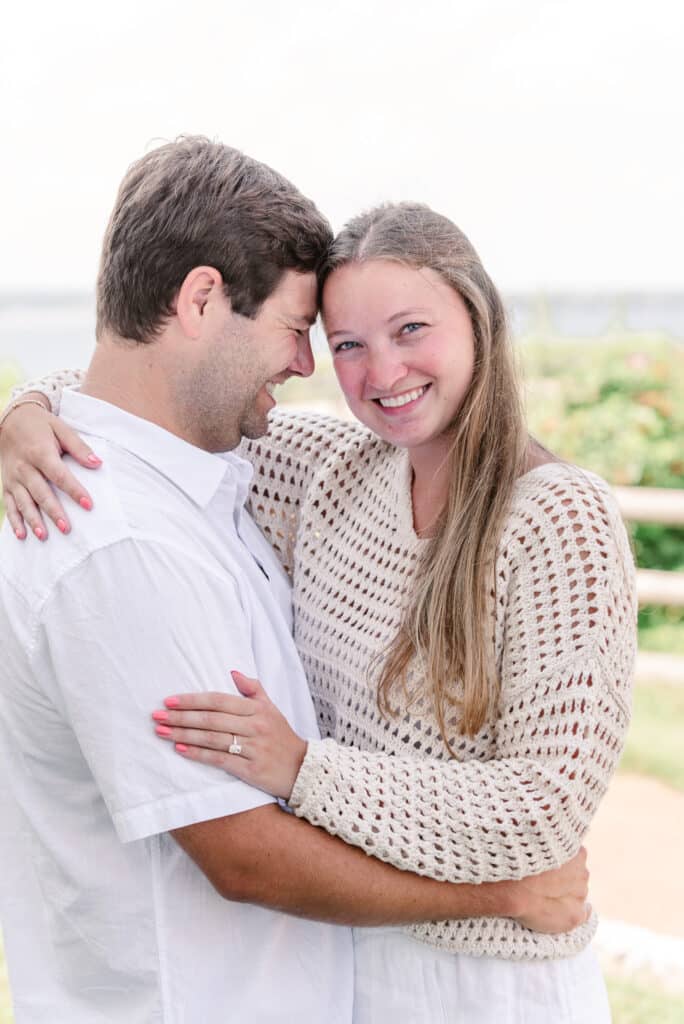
[{"x1": 289, "y1": 331, "x2": 315, "y2": 378}]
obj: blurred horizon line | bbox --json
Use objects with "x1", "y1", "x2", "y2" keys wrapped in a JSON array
[{"x1": 2, "y1": 288, "x2": 684, "y2": 304}]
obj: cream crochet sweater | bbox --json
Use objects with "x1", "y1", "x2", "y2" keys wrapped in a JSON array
[{"x1": 17, "y1": 373, "x2": 638, "y2": 960}]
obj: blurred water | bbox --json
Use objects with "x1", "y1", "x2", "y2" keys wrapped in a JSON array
[
  {"x1": 0, "y1": 295, "x2": 96, "y2": 380},
  {"x1": 507, "y1": 293, "x2": 684, "y2": 339},
  {"x1": 1, "y1": 291, "x2": 684, "y2": 382}
]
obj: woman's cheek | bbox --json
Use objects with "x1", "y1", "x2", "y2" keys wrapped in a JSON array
[{"x1": 333, "y1": 359, "x2": 360, "y2": 404}]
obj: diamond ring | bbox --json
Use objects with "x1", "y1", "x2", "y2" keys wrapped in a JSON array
[{"x1": 229, "y1": 735, "x2": 242, "y2": 756}]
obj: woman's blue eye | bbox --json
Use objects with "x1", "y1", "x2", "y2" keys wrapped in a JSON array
[
  {"x1": 401, "y1": 322, "x2": 425, "y2": 335},
  {"x1": 333, "y1": 340, "x2": 359, "y2": 353}
]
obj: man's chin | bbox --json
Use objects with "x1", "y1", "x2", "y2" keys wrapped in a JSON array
[{"x1": 239, "y1": 413, "x2": 271, "y2": 442}]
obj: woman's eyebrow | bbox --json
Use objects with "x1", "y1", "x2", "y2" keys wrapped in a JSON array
[
  {"x1": 327, "y1": 308, "x2": 431, "y2": 341},
  {"x1": 327, "y1": 327, "x2": 355, "y2": 341},
  {"x1": 386, "y1": 307, "x2": 430, "y2": 324}
]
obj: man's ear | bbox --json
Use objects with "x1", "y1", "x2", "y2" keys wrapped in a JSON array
[{"x1": 175, "y1": 266, "x2": 225, "y2": 338}]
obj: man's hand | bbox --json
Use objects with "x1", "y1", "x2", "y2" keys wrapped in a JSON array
[
  {"x1": 507, "y1": 846, "x2": 591, "y2": 933},
  {"x1": 0, "y1": 396, "x2": 100, "y2": 539}
]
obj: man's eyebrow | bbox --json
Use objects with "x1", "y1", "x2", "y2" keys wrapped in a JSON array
[{"x1": 289, "y1": 310, "x2": 318, "y2": 327}]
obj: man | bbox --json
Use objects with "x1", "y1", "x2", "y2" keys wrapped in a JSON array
[{"x1": 0, "y1": 137, "x2": 587, "y2": 1023}]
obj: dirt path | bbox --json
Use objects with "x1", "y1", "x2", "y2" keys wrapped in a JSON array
[{"x1": 586, "y1": 772, "x2": 684, "y2": 938}]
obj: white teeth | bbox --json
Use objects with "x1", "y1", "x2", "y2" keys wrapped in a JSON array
[{"x1": 378, "y1": 386, "x2": 427, "y2": 409}]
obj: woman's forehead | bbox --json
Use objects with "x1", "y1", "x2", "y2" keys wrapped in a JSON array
[{"x1": 322, "y1": 261, "x2": 463, "y2": 324}]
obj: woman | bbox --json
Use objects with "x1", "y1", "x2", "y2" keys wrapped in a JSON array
[{"x1": 1, "y1": 203, "x2": 635, "y2": 1022}]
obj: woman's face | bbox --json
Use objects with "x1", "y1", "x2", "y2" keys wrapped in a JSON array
[{"x1": 322, "y1": 259, "x2": 475, "y2": 454}]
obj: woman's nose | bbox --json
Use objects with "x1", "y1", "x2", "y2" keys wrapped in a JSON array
[{"x1": 365, "y1": 351, "x2": 409, "y2": 393}]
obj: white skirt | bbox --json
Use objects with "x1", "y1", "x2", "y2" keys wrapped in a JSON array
[{"x1": 352, "y1": 928, "x2": 611, "y2": 1024}]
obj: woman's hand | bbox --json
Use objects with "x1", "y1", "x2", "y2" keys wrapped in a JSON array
[
  {"x1": 152, "y1": 671, "x2": 308, "y2": 800},
  {"x1": 0, "y1": 398, "x2": 101, "y2": 540}
]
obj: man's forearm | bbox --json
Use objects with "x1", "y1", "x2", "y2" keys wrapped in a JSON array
[{"x1": 172, "y1": 803, "x2": 512, "y2": 926}]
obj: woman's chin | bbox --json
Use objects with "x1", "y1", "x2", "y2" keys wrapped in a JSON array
[{"x1": 355, "y1": 410, "x2": 437, "y2": 449}]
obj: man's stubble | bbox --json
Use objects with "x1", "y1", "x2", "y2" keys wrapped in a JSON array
[{"x1": 175, "y1": 321, "x2": 270, "y2": 453}]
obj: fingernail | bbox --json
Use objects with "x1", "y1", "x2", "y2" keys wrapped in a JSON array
[
  {"x1": 152, "y1": 710, "x2": 169, "y2": 722},
  {"x1": 155, "y1": 725, "x2": 172, "y2": 737},
  {"x1": 57, "y1": 518, "x2": 69, "y2": 534},
  {"x1": 176, "y1": 744, "x2": 188, "y2": 753},
  {"x1": 34, "y1": 526, "x2": 46, "y2": 541},
  {"x1": 15, "y1": 528, "x2": 26, "y2": 540},
  {"x1": 165, "y1": 696, "x2": 180, "y2": 708},
  {"x1": 87, "y1": 453, "x2": 102, "y2": 466},
  {"x1": 79, "y1": 497, "x2": 93, "y2": 511}
]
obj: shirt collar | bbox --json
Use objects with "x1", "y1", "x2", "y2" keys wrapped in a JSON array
[{"x1": 60, "y1": 389, "x2": 253, "y2": 510}]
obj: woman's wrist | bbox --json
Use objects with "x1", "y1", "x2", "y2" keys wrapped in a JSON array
[{"x1": 0, "y1": 394, "x2": 51, "y2": 437}]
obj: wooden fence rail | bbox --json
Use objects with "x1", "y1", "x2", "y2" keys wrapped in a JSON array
[
  {"x1": 613, "y1": 485, "x2": 684, "y2": 685},
  {"x1": 611, "y1": 486, "x2": 684, "y2": 608},
  {"x1": 613, "y1": 485, "x2": 684, "y2": 526},
  {"x1": 636, "y1": 569, "x2": 684, "y2": 608}
]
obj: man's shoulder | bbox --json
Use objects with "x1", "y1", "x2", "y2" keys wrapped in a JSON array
[{"x1": 0, "y1": 438, "x2": 205, "y2": 611}]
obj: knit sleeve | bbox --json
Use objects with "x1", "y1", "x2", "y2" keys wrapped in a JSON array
[
  {"x1": 10, "y1": 368, "x2": 85, "y2": 413},
  {"x1": 240, "y1": 410, "x2": 369, "y2": 577},
  {"x1": 288, "y1": 468, "x2": 637, "y2": 884}
]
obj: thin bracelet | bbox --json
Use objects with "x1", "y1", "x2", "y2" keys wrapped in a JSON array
[{"x1": 0, "y1": 398, "x2": 51, "y2": 437}]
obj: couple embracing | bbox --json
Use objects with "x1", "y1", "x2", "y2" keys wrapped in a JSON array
[{"x1": 0, "y1": 136, "x2": 635, "y2": 1023}]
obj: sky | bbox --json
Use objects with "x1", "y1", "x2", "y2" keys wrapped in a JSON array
[{"x1": 1, "y1": 0, "x2": 683, "y2": 292}]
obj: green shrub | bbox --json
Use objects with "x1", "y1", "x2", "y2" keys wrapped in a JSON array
[
  {"x1": 0, "y1": 367, "x2": 20, "y2": 408},
  {"x1": 521, "y1": 336, "x2": 684, "y2": 652},
  {"x1": 521, "y1": 335, "x2": 684, "y2": 489}
]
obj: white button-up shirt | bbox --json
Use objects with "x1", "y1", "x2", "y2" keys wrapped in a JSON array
[{"x1": 0, "y1": 389, "x2": 353, "y2": 1024}]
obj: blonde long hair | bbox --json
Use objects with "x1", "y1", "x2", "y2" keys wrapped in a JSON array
[{"x1": 319, "y1": 203, "x2": 528, "y2": 744}]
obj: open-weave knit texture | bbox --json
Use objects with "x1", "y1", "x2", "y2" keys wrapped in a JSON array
[
  {"x1": 12, "y1": 370, "x2": 84, "y2": 413},
  {"x1": 244, "y1": 411, "x2": 636, "y2": 960},
  {"x1": 24, "y1": 376, "x2": 637, "y2": 960}
]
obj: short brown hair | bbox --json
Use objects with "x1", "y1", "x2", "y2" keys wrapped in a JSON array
[{"x1": 96, "y1": 136, "x2": 332, "y2": 343}]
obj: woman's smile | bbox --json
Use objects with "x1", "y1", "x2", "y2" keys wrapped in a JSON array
[{"x1": 372, "y1": 383, "x2": 431, "y2": 413}]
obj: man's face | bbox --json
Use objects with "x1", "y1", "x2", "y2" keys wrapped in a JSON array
[{"x1": 191, "y1": 270, "x2": 318, "y2": 451}]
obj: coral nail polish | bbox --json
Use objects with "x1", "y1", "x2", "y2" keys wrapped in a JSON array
[
  {"x1": 57, "y1": 518, "x2": 69, "y2": 534},
  {"x1": 87, "y1": 454, "x2": 102, "y2": 466},
  {"x1": 79, "y1": 496, "x2": 93, "y2": 511},
  {"x1": 176, "y1": 744, "x2": 189, "y2": 753},
  {"x1": 155, "y1": 725, "x2": 172, "y2": 737},
  {"x1": 34, "y1": 526, "x2": 46, "y2": 541},
  {"x1": 152, "y1": 710, "x2": 169, "y2": 722},
  {"x1": 165, "y1": 697, "x2": 181, "y2": 708}
]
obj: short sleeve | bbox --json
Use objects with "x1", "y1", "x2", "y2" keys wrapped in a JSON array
[{"x1": 36, "y1": 538, "x2": 275, "y2": 842}]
